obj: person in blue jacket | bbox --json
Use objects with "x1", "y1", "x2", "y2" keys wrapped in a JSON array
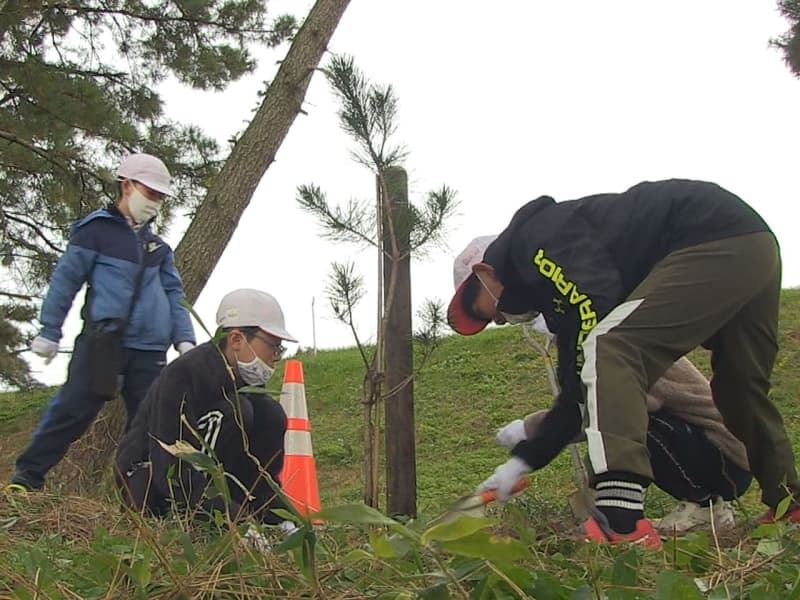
[{"x1": 9, "y1": 153, "x2": 196, "y2": 491}]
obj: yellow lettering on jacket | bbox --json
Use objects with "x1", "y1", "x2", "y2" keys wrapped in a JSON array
[{"x1": 533, "y1": 248, "x2": 597, "y2": 372}]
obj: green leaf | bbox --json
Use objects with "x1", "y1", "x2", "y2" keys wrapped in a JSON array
[
  {"x1": 418, "y1": 583, "x2": 451, "y2": 600},
  {"x1": 529, "y1": 571, "x2": 572, "y2": 600},
  {"x1": 369, "y1": 529, "x2": 397, "y2": 558},
  {"x1": 654, "y1": 571, "x2": 703, "y2": 600},
  {"x1": 275, "y1": 527, "x2": 306, "y2": 553},
  {"x1": 751, "y1": 523, "x2": 781, "y2": 538},
  {"x1": 774, "y1": 495, "x2": 792, "y2": 520},
  {"x1": 212, "y1": 326, "x2": 228, "y2": 346},
  {"x1": 421, "y1": 515, "x2": 494, "y2": 545},
  {"x1": 610, "y1": 548, "x2": 639, "y2": 586},
  {"x1": 310, "y1": 503, "x2": 399, "y2": 526},
  {"x1": 300, "y1": 532, "x2": 317, "y2": 583},
  {"x1": 440, "y1": 531, "x2": 529, "y2": 562},
  {"x1": 271, "y1": 508, "x2": 301, "y2": 523},
  {"x1": 756, "y1": 538, "x2": 783, "y2": 557},
  {"x1": 178, "y1": 532, "x2": 197, "y2": 565},
  {"x1": 129, "y1": 555, "x2": 152, "y2": 588},
  {"x1": 344, "y1": 548, "x2": 376, "y2": 563},
  {"x1": 155, "y1": 438, "x2": 217, "y2": 471}
]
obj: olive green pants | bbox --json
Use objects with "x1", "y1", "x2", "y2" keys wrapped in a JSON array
[{"x1": 582, "y1": 231, "x2": 799, "y2": 508}]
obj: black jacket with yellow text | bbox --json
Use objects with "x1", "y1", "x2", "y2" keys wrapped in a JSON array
[{"x1": 484, "y1": 179, "x2": 772, "y2": 471}]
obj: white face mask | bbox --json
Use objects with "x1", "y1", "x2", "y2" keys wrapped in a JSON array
[
  {"x1": 128, "y1": 187, "x2": 161, "y2": 225},
  {"x1": 236, "y1": 342, "x2": 275, "y2": 386},
  {"x1": 500, "y1": 310, "x2": 540, "y2": 324}
]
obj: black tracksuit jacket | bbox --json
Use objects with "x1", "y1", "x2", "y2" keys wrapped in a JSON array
[
  {"x1": 483, "y1": 179, "x2": 772, "y2": 471},
  {"x1": 115, "y1": 342, "x2": 288, "y2": 524}
]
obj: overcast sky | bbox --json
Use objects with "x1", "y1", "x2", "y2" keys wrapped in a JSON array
[{"x1": 29, "y1": 1, "x2": 800, "y2": 384}]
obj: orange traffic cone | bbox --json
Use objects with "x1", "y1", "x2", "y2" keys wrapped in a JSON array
[{"x1": 279, "y1": 360, "x2": 321, "y2": 518}]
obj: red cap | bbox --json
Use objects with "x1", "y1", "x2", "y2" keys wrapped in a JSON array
[
  {"x1": 446, "y1": 235, "x2": 497, "y2": 335},
  {"x1": 447, "y1": 275, "x2": 491, "y2": 335}
]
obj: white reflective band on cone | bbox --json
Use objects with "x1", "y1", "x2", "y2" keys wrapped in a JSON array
[
  {"x1": 281, "y1": 382, "x2": 308, "y2": 419},
  {"x1": 285, "y1": 429, "x2": 314, "y2": 456}
]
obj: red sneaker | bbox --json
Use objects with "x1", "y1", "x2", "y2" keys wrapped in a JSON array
[
  {"x1": 583, "y1": 512, "x2": 663, "y2": 550},
  {"x1": 756, "y1": 503, "x2": 800, "y2": 525}
]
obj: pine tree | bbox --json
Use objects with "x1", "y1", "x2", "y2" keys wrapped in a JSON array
[
  {"x1": 297, "y1": 55, "x2": 457, "y2": 511},
  {"x1": 0, "y1": 1, "x2": 296, "y2": 387},
  {"x1": 773, "y1": 0, "x2": 800, "y2": 77}
]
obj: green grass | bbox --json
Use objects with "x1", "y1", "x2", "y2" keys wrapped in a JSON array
[{"x1": 1, "y1": 289, "x2": 799, "y2": 598}]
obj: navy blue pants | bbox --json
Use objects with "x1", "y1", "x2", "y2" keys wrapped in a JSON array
[
  {"x1": 13, "y1": 333, "x2": 165, "y2": 489},
  {"x1": 648, "y1": 409, "x2": 753, "y2": 503}
]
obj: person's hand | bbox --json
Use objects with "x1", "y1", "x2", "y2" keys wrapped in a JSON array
[
  {"x1": 279, "y1": 520, "x2": 299, "y2": 536},
  {"x1": 30, "y1": 335, "x2": 59, "y2": 365},
  {"x1": 495, "y1": 419, "x2": 527, "y2": 449},
  {"x1": 478, "y1": 457, "x2": 531, "y2": 502},
  {"x1": 244, "y1": 525, "x2": 271, "y2": 554},
  {"x1": 176, "y1": 342, "x2": 195, "y2": 355}
]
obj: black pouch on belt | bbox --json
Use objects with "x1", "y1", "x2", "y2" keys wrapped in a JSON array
[{"x1": 85, "y1": 319, "x2": 125, "y2": 397}]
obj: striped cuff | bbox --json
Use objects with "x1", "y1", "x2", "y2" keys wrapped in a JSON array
[{"x1": 595, "y1": 480, "x2": 644, "y2": 511}]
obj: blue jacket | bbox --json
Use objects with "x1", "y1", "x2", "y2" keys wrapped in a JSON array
[{"x1": 39, "y1": 207, "x2": 196, "y2": 351}]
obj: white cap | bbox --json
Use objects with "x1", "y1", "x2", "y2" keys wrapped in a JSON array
[
  {"x1": 452, "y1": 235, "x2": 497, "y2": 289},
  {"x1": 215, "y1": 288, "x2": 298, "y2": 342},
  {"x1": 117, "y1": 153, "x2": 173, "y2": 195}
]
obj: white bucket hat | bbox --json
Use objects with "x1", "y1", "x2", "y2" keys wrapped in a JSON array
[
  {"x1": 216, "y1": 288, "x2": 297, "y2": 342},
  {"x1": 117, "y1": 153, "x2": 173, "y2": 195}
]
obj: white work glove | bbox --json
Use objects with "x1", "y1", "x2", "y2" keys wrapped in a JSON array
[
  {"x1": 495, "y1": 419, "x2": 527, "y2": 449},
  {"x1": 176, "y1": 342, "x2": 195, "y2": 355},
  {"x1": 478, "y1": 456, "x2": 531, "y2": 502},
  {"x1": 30, "y1": 335, "x2": 59, "y2": 365},
  {"x1": 529, "y1": 314, "x2": 556, "y2": 341},
  {"x1": 279, "y1": 519, "x2": 299, "y2": 536},
  {"x1": 244, "y1": 525, "x2": 272, "y2": 554}
]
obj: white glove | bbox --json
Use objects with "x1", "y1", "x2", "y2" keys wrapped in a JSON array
[
  {"x1": 176, "y1": 342, "x2": 195, "y2": 355},
  {"x1": 244, "y1": 525, "x2": 271, "y2": 554},
  {"x1": 279, "y1": 520, "x2": 299, "y2": 536},
  {"x1": 30, "y1": 335, "x2": 59, "y2": 365},
  {"x1": 478, "y1": 456, "x2": 531, "y2": 502},
  {"x1": 530, "y1": 314, "x2": 556, "y2": 341},
  {"x1": 495, "y1": 419, "x2": 527, "y2": 449}
]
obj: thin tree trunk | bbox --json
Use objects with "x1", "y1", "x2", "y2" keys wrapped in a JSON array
[
  {"x1": 175, "y1": 0, "x2": 352, "y2": 303},
  {"x1": 362, "y1": 378, "x2": 381, "y2": 508}
]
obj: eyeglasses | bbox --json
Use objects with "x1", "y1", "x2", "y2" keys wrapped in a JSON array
[{"x1": 253, "y1": 333, "x2": 286, "y2": 358}]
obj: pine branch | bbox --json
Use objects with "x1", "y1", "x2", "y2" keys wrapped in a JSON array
[
  {"x1": 0, "y1": 291, "x2": 39, "y2": 301},
  {"x1": 326, "y1": 262, "x2": 371, "y2": 371},
  {"x1": 47, "y1": 3, "x2": 278, "y2": 37},
  {"x1": 296, "y1": 184, "x2": 376, "y2": 247},
  {"x1": 409, "y1": 185, "x2": 459, "y2": 253},
  {"x1": 0, "y1": 129, "x2": 73, "y2": 176},
  {"x1": 2, "y1": 210, "x2": 64, "y2": 252}
]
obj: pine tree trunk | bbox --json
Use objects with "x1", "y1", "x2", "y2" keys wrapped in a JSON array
[{"x1": 175, "y1": 0, "x2": 352, "y2": 303}]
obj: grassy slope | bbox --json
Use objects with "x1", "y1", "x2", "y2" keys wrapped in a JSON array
[
  {"x1": 2, "y1": 290, "x2": 798, "y2": 520},
  {"x1": 0, "y1": 290, "x2": 798, "y2": 598}
]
